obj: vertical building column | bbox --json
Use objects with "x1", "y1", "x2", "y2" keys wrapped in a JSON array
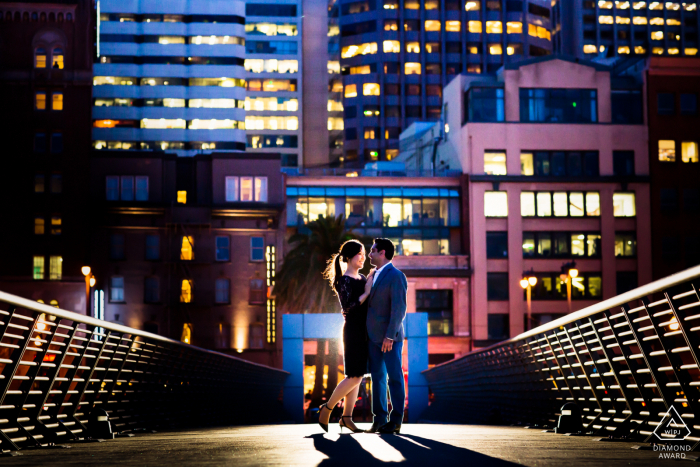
[
  {"x1": 407, "y1": 279, "x2": 417, "y2": 313},
  {"x1": 470, "y1": 183, "x2": 489, "y2": 341},
  {"x1": 302, "y1": 0, "x2": 330, "y2": 166},
  {"x1": 282, "y1": 314, "x2": 304, "y2": 423},
  {"x1": 406, "y1": 312, "x2": 429, "y2": 423},
  {"x1": 507, "y1": 184, "x2": 524, "y2": 337}
]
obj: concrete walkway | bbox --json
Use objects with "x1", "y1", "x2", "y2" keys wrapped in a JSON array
[{"x1": 2, "y1": 424, "x2": 684, "y2": 466}]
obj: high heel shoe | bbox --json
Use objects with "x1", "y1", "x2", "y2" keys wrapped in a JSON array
[
  {"x1": 339, "y1": 416, "x2": 366, "y2": 433},
  {"x1": 318, "y1": 403, "x2": 333, "y2": 433}
]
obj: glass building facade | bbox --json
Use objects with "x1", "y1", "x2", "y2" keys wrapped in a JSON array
[{"x1": 286, "y1": 185, "x2": 461, "y2": 255}]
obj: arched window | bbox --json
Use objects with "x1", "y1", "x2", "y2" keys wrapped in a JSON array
[
  {"x1": 66, "y1": 13, "x2": 72, "y2": 21},
  {"x1": 23, "y1": 11, "x2": 29, "y2": 21},
  {"x1": 5, "y1": 12, "x2": 11, "y2": 21},
  {"x1": 40, "y1": 12, "x2": 46, "y2": 21},
  {"x1": 52, "y1": 48, "x2": 63, "y2": 69},
  {"x1": 35, "y1": 47, "x2": 47, "y2": 68},
  {"x1": 31, "y1": 12, "x2": 37, "y2": 21},
  {"x1": 49, "y1": 299, "x2": 58, "y2": 307},
  {"x1": 58, "y1": 13, "x2": 63, "y2": 22}
]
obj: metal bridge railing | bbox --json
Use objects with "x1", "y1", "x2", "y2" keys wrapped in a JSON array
[
  {"x1": 422, "y1": 264, "x2": 700, "y2": 446},
  {"x1": 0, "y1": 290, "x2": 288, "y2": 452}
]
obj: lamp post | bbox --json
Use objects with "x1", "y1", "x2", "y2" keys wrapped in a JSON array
[
  {"x1": 520, "y1": 274, "x2": 538, "y2": 331},
  {"x1": 560, "y1": 262, "x2": 579, "y2": 314},
  {"x1": 81, "y1": 266, "x2": 95, "y2": 316}
]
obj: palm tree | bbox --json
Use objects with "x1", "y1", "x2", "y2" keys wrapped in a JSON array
[{"x1": 275, "y1": 215, "x2": 369, "y2": 408}]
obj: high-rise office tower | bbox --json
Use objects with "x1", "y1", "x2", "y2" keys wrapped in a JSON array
[
  {"x1": 553, "y1": 0, "x2": 699, "y2": 59},
  {"x1": 336, "y1": 0, "x2": 553, "y2": 166},
  {"x1": 245, "y1": 1, "x2": 303, "y2": 167},
  {"x1": 93, "y1": 0, "x2": 247, "y2": 155}
]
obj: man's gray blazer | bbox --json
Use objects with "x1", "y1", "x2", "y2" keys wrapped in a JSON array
[{"x1": 366, "y1": 263, "x2": 408, "y2": 345}]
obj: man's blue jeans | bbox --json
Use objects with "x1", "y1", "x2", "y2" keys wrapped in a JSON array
[{"x1": 368, "y1": 339, "x2": 405, "y2": 425}]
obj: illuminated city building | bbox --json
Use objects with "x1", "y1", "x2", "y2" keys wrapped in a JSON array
[
  {"x1": 335, "y1": 0, "x2": 553, "y2": 165},
  {"x1": 441, "y1": 56, "x2": 652, "y2": 344},
  {"x1": 553, "y1": 0, "x2": 700, "y2": 59},
  {"x1": 92, "y1": 0, "x2": 247, "y2": 154}
]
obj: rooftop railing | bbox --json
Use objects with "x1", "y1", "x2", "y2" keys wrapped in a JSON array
[
  {"x1": 0, "y1": 290, "x2": 288, "y2": 452},
  {"x1": 422, "y1": 265, "x2": 700, "y2": 447}
]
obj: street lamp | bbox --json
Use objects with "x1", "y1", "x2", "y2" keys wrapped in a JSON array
[
  {"x1": 82, "y1": 266, "x2": 95, "y2": 316},
  {"x1": 520, "y1": 272, "x2": 538, "y2": 331},
  {"x1": 560, "y1": 262, "x2": 579, "y2": 314}
]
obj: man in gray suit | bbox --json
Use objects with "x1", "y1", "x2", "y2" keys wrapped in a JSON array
[{"x1": 366, "y1": 238, "x2": 408, "y2": 434}]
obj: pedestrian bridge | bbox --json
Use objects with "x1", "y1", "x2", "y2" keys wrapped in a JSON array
[{"x1": 0, "y1": 264, "x2": 698, "y2": 465}]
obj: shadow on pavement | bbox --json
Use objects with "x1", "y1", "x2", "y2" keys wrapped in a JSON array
[{"x1": 305, "y1": 432, "x2": 520, "y2": 466}]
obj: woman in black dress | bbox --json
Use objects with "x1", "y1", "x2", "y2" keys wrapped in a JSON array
[{"x1": 318, "y1": 240, "x2": 375, "y2": 433}]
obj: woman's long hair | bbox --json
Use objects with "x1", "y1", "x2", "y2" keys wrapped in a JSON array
[{"x1": 323, "y1": 239, "x2": 364, "y2": 296}]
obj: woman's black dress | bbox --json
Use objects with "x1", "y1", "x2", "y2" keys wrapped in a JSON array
[{"x1": 337, "y1": 275, "x2": 369, "y2": 378}]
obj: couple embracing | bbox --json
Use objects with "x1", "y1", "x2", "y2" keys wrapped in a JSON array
[{"x1": 318, "y1": 238, "x2": 408, "y2": 435}]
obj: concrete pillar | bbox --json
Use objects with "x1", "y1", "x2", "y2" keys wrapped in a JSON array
[
  {"x1": 282, "y1": 314, "x2": 304, "y2": 423},
  {"x1": 406, "y1": 313, "x2": 429, "y2": 423}
]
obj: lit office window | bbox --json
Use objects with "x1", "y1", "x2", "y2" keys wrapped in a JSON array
[
  {"x1": 599, "y1": 0, "x2": 613, "y2": 7},
  {"x1": 685, "y1": 2, "x2": 697, "y2": 10},
  {"x1": 618, "y1": 46, "x2": 631, "y2": 54},
  {"x1": 599, "y1": 15, "x2": 614, "y2": 23},
  {"x1": 682, "y1": 142, "x2": 699, "y2": 163},
  {"x1": 244, "y1": 59, "x2": 298, "y2": 73},
  {"x1": 520, "y1": 152, "x2": 534, "y2": 175},
  {"x1": 633, "y1": 1, "x2": 646, "y2": 8},
  {"x1": 245, "y1": 97, "x2": 297, "y2": 111},
  {"x1": 177, "y1": 190, "x2": 187, "y2": 204},
  {"x1": 241, "y1": 177, "x2": 254, "y2": 201},
  {"x1": 35, "y1": 48, "x2": 47, "y2": 68},
  {"x1": 36, "y1": 92, "x2": 47, "y2": 110},
  {"x1": 33, "y1": 256, "x2": 45, "y2": 280},
  {"x1": 651, "y1": 31, "x2": 664, "y2": 40},
  {"x1": 484, "y1": 191, "x2": 508, "y2": 217},
  {"x1": 489, "y1": 44, "x2": 503, "y2": 55},
  {"x1": 668, "y1": 48, "x2": 680, "y2": 55},
  {"x1": 406, "y1": 42, "x2": 420, "y2": 53},
  {"x1": 181, "y1": 236, "x2": 194, "y2": 260},
  {"x1": 635, "y1": 46, "x2": 647, "y2": 53},
  {"x1": 52, "y1": 93, "x2": 63, "y2": 110},
  {"x1": 404, "y1": 63, "x2": 421, "y2": 74},
  {"x1": 686, "y1": 48, "x2": 698, "y2": 55},
  {"x1": 35, "y1": 217, "x2": 45, "y2": 235},
  {"x1": 652, "y1": 47, "x2": 664, "y2": 55},
  {"x1": 225, "y1": 176, "x2": 239, "y2": 202},
  {"x1": 659, "y1": 140, "x2": 676, "y2": 162},
  {"x1": 613, "y1": 193, "x2": 636, "y2": 217},
  {"x1": 445, "y1": 21, "x2": 461, "y2": 32},
  {"x1": 255, "y1": 177, "x2": 268, "y2": 202},
  {"x1": 468, "y1": 21, "x2": 482, "y2": 33},
  {"x1": 633, "y1": 16, "x2": 648, "y2": 24},
  {"x1": 363, "y1": 83, "x2": 380, "y2": 95},
  {"x1": 485, "y1": 21, "x2": 502, "y2": 33},
  {"x1": 341, "y1": 42, "x2": 377, "y2": 58},
  {"x1": 425, "y1": 20, "x2": 441, "y2": 31},
  {"x1": 246, "y1": 22, "x2": 297, "y2": 36},
  {"x1": 583, "y1": 44, "x2": 597, "y2": 54},
  {"x1": 484, "y1": 151, "x2": 507, "y2": 175},
  {"x1": 552, "y1": 192, "x2": 568, "y2": 216},
  {"x1": 615, "y1": 233, "x2": 637, "y2": 257},
  {"x1": 616, "y1": 1, "x2": 631, "y2": 7},
  {"x1": 216, "y1": 236, "x2": 230, "y2": 262},
  {"x1": 465, "y1": 1, "x2": 480, "y2": 10},
  {"x1": 49, "y1": 256, "x2": 62, "y2": 280},
  {"x1": 51, "y1": 216, "x2": 62, "y2": 235},
  {"x1": 180, "y1": 280, "x2": 193, "y2": 303},
  {"x1": 586, "y1": 193, "x2": 601, "y2": 216},
  {"x1": 345, "y1": 84, "x2": 357, "y2": 98},
  {"x1": 328, "y1": 118, "x2": 344, "y2": 130},
  {"x1": 616, "y1": 16, "x2": 631, "y2": 23},
  {"x1": 383, "y1": 40, "x2": 400, "y2": 53},
  {"x1": 537, "y1": 192, "x2": 552, "y2": 217},
  {"x1": 244, "y1": 116, "x2": 298, "y2": 130},
  {"x1": 506, "y1": 21, "x2": 522, "y2": 33}
]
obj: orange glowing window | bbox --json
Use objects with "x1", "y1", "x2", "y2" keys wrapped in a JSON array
[{"x1": 94, "y1": 120, "x2": 118, "y2": 128}]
